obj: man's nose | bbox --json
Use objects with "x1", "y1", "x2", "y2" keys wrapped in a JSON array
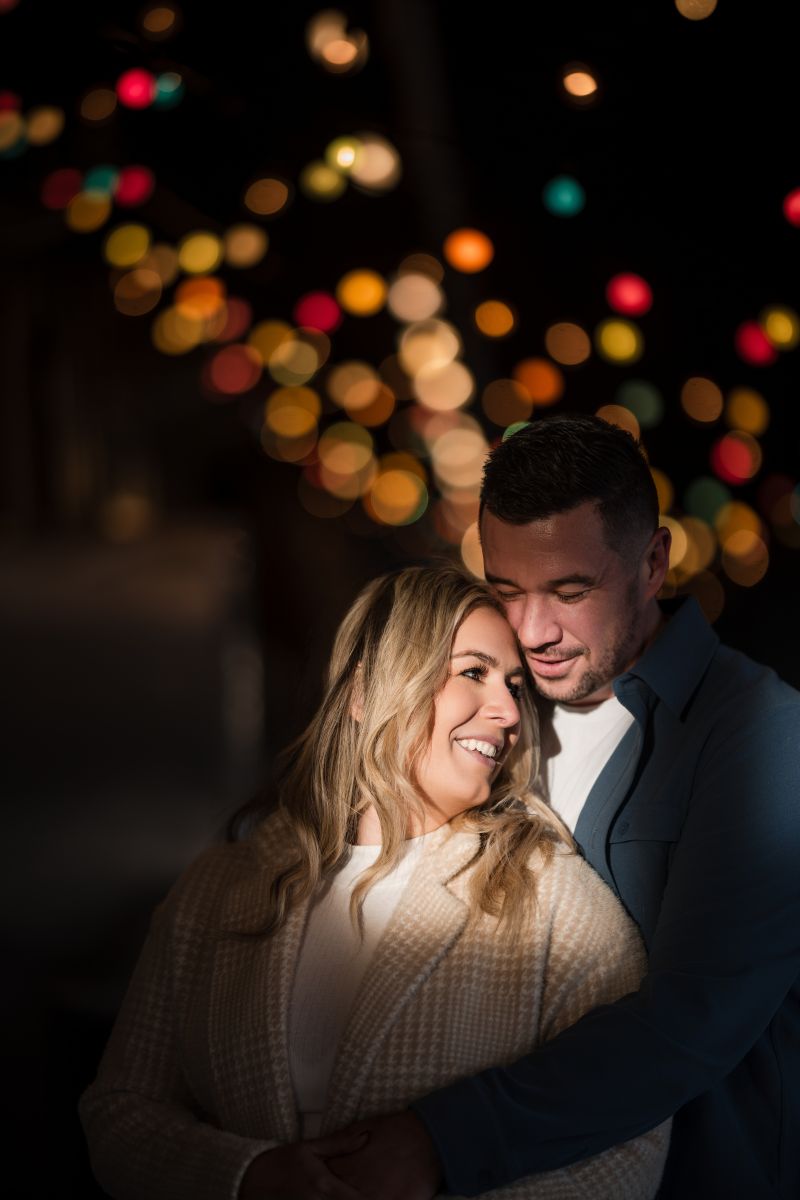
[{"x1": 516, "y1": 597, "x2": 562, "y2": 650}]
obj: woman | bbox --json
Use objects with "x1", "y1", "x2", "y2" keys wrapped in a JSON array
[{"x1": 80, "y1": 565, "x2": 669, "y2": 1200}]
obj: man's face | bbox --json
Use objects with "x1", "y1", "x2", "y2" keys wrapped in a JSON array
[{"x1": 480, "y1": 502, "x2": 664, "y2": 705}]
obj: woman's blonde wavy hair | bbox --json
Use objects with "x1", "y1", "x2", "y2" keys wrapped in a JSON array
[{"x1": 261, "y1": 563, "x2": 571, "y2": 938}]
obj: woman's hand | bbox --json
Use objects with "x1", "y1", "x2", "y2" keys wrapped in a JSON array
[{"x1": 239, "y1": 1131, "x2": 369, "y2": 1199}]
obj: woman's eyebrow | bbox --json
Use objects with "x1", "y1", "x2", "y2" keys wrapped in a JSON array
[{"x1": 451, "y1": 650, "x2": 497, "y2": 666}]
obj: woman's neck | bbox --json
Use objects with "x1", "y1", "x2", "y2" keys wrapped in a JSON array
[{"x1": 355, "y1": 803, "x2": 454, "y2": 845}]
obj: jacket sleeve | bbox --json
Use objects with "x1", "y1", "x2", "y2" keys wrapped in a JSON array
[
  {"x1": 412, "y1": 703, "x2": 800, "y2": 1196},
  {"x1": 79, "y1": 845, "x2": 277, "y2": 1200}
]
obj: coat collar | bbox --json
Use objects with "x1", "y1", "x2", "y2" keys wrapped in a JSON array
[
  {"x1": 615, "y1": 595, "x2": 719, "y2": 720},
  {"x1": 210, "y1": 815, "x2": 479, "y2": 1139}
]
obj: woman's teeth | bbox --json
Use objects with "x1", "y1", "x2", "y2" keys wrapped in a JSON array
[{"x1": 456, "y1": 738, "x2": 498, "y2": 759}]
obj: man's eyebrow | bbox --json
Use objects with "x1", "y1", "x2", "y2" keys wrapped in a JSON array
[
  {"x1": 451, "y1": 651, "x2": 524, "y2": 675},
  {"x1": 485, "y1": 572, "x2": 597, "y2": 589}
]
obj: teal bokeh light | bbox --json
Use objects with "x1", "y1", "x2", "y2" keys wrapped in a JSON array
[
  {"x1": 616, "y1": 379, "x2": 664, "y2": 428},
  {"x1": 84, "y1": 164, "x2": 120, "y2": 195},
  {"x1": 684, "y1": 477, "x2": 732, "y2": 524},
  {"x1": 542, "y1": 175, "x2": 585, "y2": 217},
  {"x1": 154, "y1": 72, "x2": 185, "y2": 109}
]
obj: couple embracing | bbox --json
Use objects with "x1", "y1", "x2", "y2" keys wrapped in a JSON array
[{"x1": 81, "y1": 415, "x2": 800, "y2": 1200}]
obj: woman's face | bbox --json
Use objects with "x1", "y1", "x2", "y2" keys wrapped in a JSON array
[{"x1": 415, "y1": 606, "x2": 525, "y2": 827}]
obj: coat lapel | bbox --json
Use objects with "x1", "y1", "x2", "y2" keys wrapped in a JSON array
[{"x1": 321, "y1": 827, "x2": 477, "y2": 1131}]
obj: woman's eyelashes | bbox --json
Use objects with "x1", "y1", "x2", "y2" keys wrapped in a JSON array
[{"x1": 459, "y1": 663, "x2": 524, "y2": 700}]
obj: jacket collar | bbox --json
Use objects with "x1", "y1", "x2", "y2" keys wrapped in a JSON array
[{"x1": 614, "y1": 594, "x2": 719, "y2": 720}]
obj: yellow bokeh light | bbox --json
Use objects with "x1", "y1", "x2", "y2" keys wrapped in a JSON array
[
  {"x1": 25, "y1": 106, "x2": 64, "y2": 145},
  {"x1": 596, "y1": 404, "x2": 641, "y2": 439},
  {"x1": 347, "y1": 384, "x2": 395, "y2": 427},
  {"x1": 300, "y1": 160, "x2": 347, "y2": 201},
  {"x1": 398, "y1": 253, "x2": 444, "y2": 282},
  {"x1": 265, "y1": 387, "x2": 321, "y2": 438},
  {"x1": 328, "y1": 361, "x2": 380, "y2": 408},
  {"x1": 562, "y1": 69, "x2": 598, "y2": 98},
  {"x1": 431, "y1": 427, "x2": 489, "y2": 490},
  {"x1": 306, "y1": 9, "x2": 347, "y2": 57},
  {"x1": 725, "y1": 387, "x2": 769, "y2": 435},
  {"x1": 142, "y1": 5, "x2": 178, "y2": 35},
  {"x1": 244, "y1": 177, "x2": 289, "y2": 216},
  {"x1": 325, "y1": 136, "x2": 363, "y2": 172},
  {"x1": 80, "y1": 88, "x2": 117, "y2": 123},
  {"x1": 414, "y1": 361, "x2": 475, "y2": 411},
  {"x1": 721, "y1": 531, "x2": 768, "y2": 586},
  {"x1": 349, "y1": 133, "x2": 401, "y2": 191},
  {"x1": 714, "y1": 501, "x2": 763, "y2": 545},
  {"x1": 662, "y1": 516, "x2": 689, "y2": 570},
  {"x1": 318, "y1": 422, "x2": 374, "y2": 475},
  {"x1": 651, "y1": 468, "x2": 674, "y2": 513},
  {"x1": 681, "y1": 376, "x2": 723, "y2": 423},
  {"x1": 152, "y1": 305, "x2": 204, "y2": 355},
  {"x1": 336, "y1": 269, "x2": 387, "y2": 316},
  {"x1": 443, "y1": 228, "x2": 494, "y2": 273},
  {"x1": 223, "y1": 224, "x2": 268, "y2": 268},
  {"x1": 387, "y1": 273, "x2": 443, "y2": 322},
  {"x1": 320, "y1": 454, "x2": 377, "y2": 500},
  {"x1": 678, "y1": 516, "x2": 717, "y2": 577},
  {"x1": 268, "y1": 336, "x2": 321, "y2": 386},
  {"x1": 114, "y1": 268, "x2": 162, "y2": 316},
  {"x1": 513, "y1": 358, "x2": 564, "y2": 405},
  {"x1": 140, "y1": 243, "x2": 179, "y2": 285},
  {"x1": 761, "y1": 306, "x2": 799, "y2": 349},
  {"x1": 0, "y1": 111, "x2": 24, "y2": 153},
  {"x1": 482, "y1": 379, "x2": 533, "y2": 427},
  {"x1": 474, "y1": 300, "x2": 515, "y2": 337},
  {"x1": 66, "y1": 192, "x2": 112, "y2": 232},
  {"x1": 178, "y1": 231, "x2": 223, "y2": 274},
  {"x1": 595, "y1": 319, "x2": 643, "y2": 364},
  {"x1": 175, "y1": 276, "x2": 226, "y2": 322},
  {"x1": 369, "y1": 470, "x2": 427, "y2": 525},
  {"x1": 248, "y1": 320, "x2": 293, "y2": 365},
  {"x1": 105, "y1": 224, "x2": 151, "y2": 268},
  {"x1": 545, "y1": 322, "x2": 591, "y2": 365},
  {"x1": 461, "y1": 523, "x2": 485, "y2": 579},
  {"x1": 675, "y1": 0, "x2": 718, "y2": 19},
  {"x1": 399, "y1": 320, "x2": 461, "y2": 375}
]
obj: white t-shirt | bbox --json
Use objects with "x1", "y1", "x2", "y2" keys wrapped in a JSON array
[
  {"x1": 539, "y1": 697, "x2": 635, "y2": 833},
  {"x1": 288, "y1": 835, "x2": 426, "y2": 1138}
]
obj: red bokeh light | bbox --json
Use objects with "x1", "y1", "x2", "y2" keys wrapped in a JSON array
[
  {"x1": 208, "y1": 345, "x2": 263, "y2": 395},
  {"x1": 711, "y1": 434, "x2": 758, "y2": 484},
  {"x1": 734, "y1": 320, "x2": 777, "y2": 366},
  {"x1": 0, "y1": 90, "x2": 21, "y2": 111},
  {"x1": 782, "y1": 188, "x2": 800, "y2": 227},
  {"x1": 293, "y1": 291, "x2": 342, "y2": 333},
  {"x1": 114, "y1": 165, "x2": 155, "y2": 207},
  {"x1": 116, "y1": 69, "x2": 157, "y2": 109},
  {"x1": 212, "y1": 297, "x2": 253, "y2": 343},
  {"x1": 606, "y1": 273, "x2": 653, "y2": 317},
  {"x1": 41, "y1": 167, "x2": 82, "y2": 210}
]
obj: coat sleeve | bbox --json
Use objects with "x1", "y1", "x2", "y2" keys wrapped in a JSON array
[
  {"x1": 79, "y1": 845, "x2": 278, "y2": 1200},
  {"x1": 412, "y1": 702, "x2": 800, "y2": 1196}
]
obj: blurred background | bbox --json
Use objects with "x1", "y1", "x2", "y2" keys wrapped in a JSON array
[{"x1": 1, "y1": 1, "x2": 799, "y2": 1195}]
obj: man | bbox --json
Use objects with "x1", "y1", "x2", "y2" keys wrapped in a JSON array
[{"x1": 331, "y1": 414, "x2": 800, "y2": 1199}]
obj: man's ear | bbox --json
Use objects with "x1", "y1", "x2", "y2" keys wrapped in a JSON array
[
  {"x1": 350, "y1": 662, "x2": 364, "y2": 723},
  {"x1": 643, "y1": 525, "x2": 671, "y2": 598}
]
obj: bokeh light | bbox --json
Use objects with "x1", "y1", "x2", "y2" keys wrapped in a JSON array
[
  {"x1": 117, "y1": 69, "x2": 157, "y2": 109},
  {"x1": 325, "y1": 135, "x2": 363, "y2": 173},
  {"x1": 113, "y1": 268, "x2": 162, "y2": 316},
  {"x1": 681, "y1": 376, "x2": 723, "y2": 423},
  {"x1": 544, "y1": 322, "x2": 591, "y2": 365},
  {"x1": 595, "y1": 319, "x2": 643, "y2": 363},
  {"x1": 262, "y1": 423, "x2": 318, "y2": 465},
  {"x1": 414, "y1": 361, "x2": 475, "y2": 411},
  {"x1": 562, "y1": 65, "x2": 598, "y2": 101},
  {"x1": 542, "y1": 175, "x2": 585, "y2": 217},
  {"x1": 398, "y1": 253, "x2": 444, "y2": 282},
  {"x1": 66, "y1": 192, "x2": 112, "y2": 232},
  {"x1": 721, "y1": 531, "x2": 768, "y2": 586},
  {"x1": 208, "y1": 345, "x2": 262, "y2": 395},
  {"x1": 244, "y1": 177, "x2": 290, "y2": 216},
  {"x1": 212, "y1": 297, "x2": 253, "y2": 343},
  {"x1": 327, "y1": 361, "x2": 380, "y2": 410},
  {"x1": 399, "y1": 319, "x2": 461, "y2": 375},
  {"x1": 735, "y1": 320, "x2": 778, "y2": 366},
  {"x1": 300, "y1": 160, "x2": 347, "y2": 201},
  {"x1": 84, "y1": 165, "x2": 120, "y2": 195},
  {"x1": 336, "y1": 269, "x2": 387, "y2": 315},
  {"x1": 685, "y1": 477, "x2": 732, "y2": 524},
  {"x1": 152, "y1": 305, "x2": 205, "y2": 354},
  {"x1": 80, "y1": 88, "x2": 117, "y2": 123},
  {"x1": 760, "y1": 305, "x2": 799, "y2": 349},
  {"x1": 782, "y1": 187, "x2": 800, "y2": 227},
  {"x1": 606, "y1": 273, "x2": 653, "y2": 317},
  {"x1": 223, "y1": 224, "x2": 268, "y2": 268},
  {"x1": 347, "y1": 384, "x2": 395, "y2": 427},
  {"x1": 42, "y1": 167, "x2": 82, "y2": 210},
  {"x1": 513, "y1": 358, "x2": 564, "y2": 405},
  {"x1": 387, "y1": 273, "x2": 443, "y2": 322},
  {"x1": 461, "y1": 523, "x2": 485, "y2": 578},
  {"x1": 174, "y1": 276, "x2": 225, "y2": 322},
  {"x1": 482, "y1": 379, "x2": 533, "y2": 427},
  {"x1": 265, "y1": 387, "x2": 321, "y2": 438},
  {"x1": 318, "y1": 423, "x2": 376, "y2": 498},
  {"x1": 154, "y1": 72, "x2": 184, "y2": 108},
  {"x1": 675, "y1": 0, "x2": 718, "y2": 18},
  {"x1": 596, "y1": 404, "x2": 640, "y2": 438},
  {"x1": 104, "y1": 223, "x2": 151, "y2": 268},
  {"x1": 443, "y1": 228, "x2": 494, "y2": 273},
  {"x1": 368, "y1": 470, "x2": 427, "y2": 525},
  {"x1": 178, "y1": 231, "x2": 223, "y2": 274},
  {"x1": 617, "y1": 379, "x2": 664, "y2": 427},
  {"x1": 0, "y1": 110, "x2": 25, "y2": 155},
  {"x1": 349, "y1": 133, "x2": 401, "y2": 191},
  {"x1": 725, "y1": 387, "x2": 769, "y2": 435},
  {"x1": 114, "y1": 165, "x2": 155, "y2": 207},
  {"x1": 711, "y1": 431, "x2": 763, "y2": 484},
  {"x1": 249, "y1": 320, "x2": 293, "y2": 364},
  {"x1": 141, "y1": 5, "x2": 181, "y2": 38},
  {"x1": 294, "y1": 292, "x2": 342, "y2": 333},
  {"x1": 651, "y1": 468, "x2": 674, "y2": 514},
  {"x1": 474, "y1": 300, "x2": 515, "y2": 337},
  {"x1": 25, "y1": 106, "x2": 64, "y2": 145},
  {"x1": 714, "y1": 500, "x2": 763, "y2": 545},
  {"x1": 430, "y1": 425, "x2": 489, "y2": 490},
  {"x1": 268, "y1": 329, "x2": 328, "y2": 386}
]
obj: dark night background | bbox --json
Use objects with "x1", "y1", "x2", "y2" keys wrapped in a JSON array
[{"x1": 1, "y1": 2, "x2": 798, "y2": 1196}]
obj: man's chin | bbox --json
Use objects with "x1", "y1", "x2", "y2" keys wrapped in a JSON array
[{"x1": 531, "y1": 668, "x2": 610, "y2": 705}]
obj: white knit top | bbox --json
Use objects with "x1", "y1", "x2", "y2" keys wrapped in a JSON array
[{"x1": 288, "y1": 836, "x2": 427, "y2": 1137}]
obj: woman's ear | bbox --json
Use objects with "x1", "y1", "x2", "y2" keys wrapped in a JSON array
[{"x1": 350, "y1": 661, "x2": 364, "y2": 723}]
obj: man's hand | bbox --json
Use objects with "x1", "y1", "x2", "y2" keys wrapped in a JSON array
[
  {"x1": 327, "y1": 1110, "x2": 442, "y2": 1200},
  {"x1": 239, "y1": 1130, "x2": 368, "y2": 1199}
]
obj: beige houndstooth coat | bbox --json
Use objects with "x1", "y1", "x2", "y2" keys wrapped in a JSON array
[{"x1": 80, "y1": 813, "x2": 670, "y2": 1200}]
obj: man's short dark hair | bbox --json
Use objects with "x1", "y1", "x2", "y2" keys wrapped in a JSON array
[{"x1": 480, "y1": 414, "x2": 659, "y2": 558}]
